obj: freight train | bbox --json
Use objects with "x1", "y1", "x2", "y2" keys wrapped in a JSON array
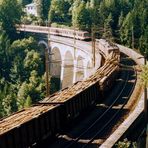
[
  {"x1": 96, "y1": 39, "x2": 120, "y2": 56},
  {"x1": 0, "y1": 40, "x2": 120, "y2": 148}
]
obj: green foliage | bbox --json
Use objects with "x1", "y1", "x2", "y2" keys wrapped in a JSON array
[
  {"x1": 9, "y1": 37, "x2": 40, "y2": 82},
  {"x1": 10, "y1": 38, "x2": 45, "y2": 109},
  {"x1": 72, "y1": 1, "x2": 92, "y2": 31},
  {"x1": 115, "y1": 139, "x2": 137, "y2": 148},
  {"x1": 119, "y1": 0, "x2": 148, "y2": 51},
  {"x1": 42, "y1": 0, "x2": 51, "y2": 20},
  {"x1": 24, "y1": 95, "x2": 32, "y2": 108},
  {"x1": 139, "y1": 27, "x2": 148, "y2": 54},
  {"x1": 17, "y1": 82, "x2": 30, "y2": 109},
  {"x1": 33, "y1": 0, "x2": 43, "y2": 20},
  {"x1": 0, "y1": 37, "x2": 46, "y2": 117},
  {"x1": 10, "y1": 37, "x2": 38, "y2": 55},
  {"x1": 89, "y1": 0, "x2": 100, "y2": 27},
  {"x1": 103, "y1": 13, "x2": 114, "y2": 42},
  {"x1": 48, "y1": 0, "x2": 71, "y2": 23},
  {"x1": 24, "y1": 50, "x2": 43, "y2": 76},
  {"x1": 0, "y1": 31, "x2": 11, "y2": 80},
  {"x1": 0, "y1": 82, "x2": 18, "y2": 117},
  {"x1": 21, "y1": 14, "x2": 39, "y2": 25},
  {"x1": 33, "y1": 0, "x2": 51, "y2": 22},
  {"x1": 139, "y1": 63, "x2": 148, "y2": 87},
  {"x1": 120, "y1": 12, "x2": 132, "y2": 46},
  {"x1": 17, "y1": 70, "x2": 45, "y2": 110},
  {"x1": 118, "y1": 11, "x2": 124, "y2": 28},
  {"x1": 34, "y1": 0, "x2": 51, "y2": 21},
  {"x1": 0, "y1": 0, "x2": 22, "y2": 40}
]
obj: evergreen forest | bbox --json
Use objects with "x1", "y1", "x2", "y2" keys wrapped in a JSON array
[
  {"x1": 31, "y1": 0, "x2": 148, "y2": 53},
  {"x1": 0, "y1": 0, "x2": 148, "y2": 118}
]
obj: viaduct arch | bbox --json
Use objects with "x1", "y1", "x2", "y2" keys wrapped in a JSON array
[{"x1": 37, "y1": 39, "x2": 102, "y2": 90}]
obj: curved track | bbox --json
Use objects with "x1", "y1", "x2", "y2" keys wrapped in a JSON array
[{"x1": 36, "y1": 54, "x2": 137, "y2": 148}]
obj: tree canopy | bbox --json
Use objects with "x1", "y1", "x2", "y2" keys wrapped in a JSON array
[
  {"x1": 0, "y1": 0, "x2": 22, "y2": 40},
  {"x1": 0, "y1": 36, "x2": 46, "y2": 117}
]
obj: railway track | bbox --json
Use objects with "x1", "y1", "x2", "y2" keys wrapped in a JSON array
[
  {"x1": 45, "y1": 55, "x2": 137, "y2": 148},
  {"x1": 0, "y1": 40, "x2": 121, "y2": 148},
  {"x1": 83, "y1": 73, "x2": 137, "y2": 147}
]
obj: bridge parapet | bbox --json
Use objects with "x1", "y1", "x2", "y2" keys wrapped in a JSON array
[
  {"x1": 117, "y1": 44, "x2": 144, "y2": 65},
  {"x1": 24, "y1": 31, "x2": 104, "y2": 88},
  {"x1": 101, "y1": 46, "x2": 146, "y2": 148}
]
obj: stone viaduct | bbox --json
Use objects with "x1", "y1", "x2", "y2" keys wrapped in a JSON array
[{"x1": 24, "y1": 31, "x2": 103, "y2": 89}]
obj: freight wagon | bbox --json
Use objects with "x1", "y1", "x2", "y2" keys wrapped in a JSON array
[
  {"x1": 41, "y1": 81, "x2": 100, "y2": 125},
  {"x1": 0, "y1": 39, "x2": 120, "y2": 148},
  {"x1": 0, "y1": 105, "x2": 61, "y2": 148}
]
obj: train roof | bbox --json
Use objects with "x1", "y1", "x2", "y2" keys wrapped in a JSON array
[
  {"x1": 97, "y1": 39, "x2": 119, "y2": 50},
  {"x1": 0, "y1": 104, "x2": 58, "y2": 135}
]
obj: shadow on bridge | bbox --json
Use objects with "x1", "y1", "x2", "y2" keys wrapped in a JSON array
[
  {"x1": 34, "y1": 106, "x2": 129, "y2": 148},
  {"x1": 33, "y1": 53, "x2": 137, "y2": 148}
]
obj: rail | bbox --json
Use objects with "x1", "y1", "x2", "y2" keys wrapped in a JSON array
[
  {"x1": 62, "y1": 56, "x2": 137, "y2": 148},
  {"x1": 83, "y1": 65, "x2": 137, "y2": 147}
]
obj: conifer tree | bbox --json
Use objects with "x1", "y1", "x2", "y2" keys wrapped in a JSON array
[
  {"x1": 0, "y1": 31, "x2": 11, "y2": 80},
  {"x1": 0, "y1": 0, "x2": 22, "y2": 40},
  {"x1": 24, "y1": 95, "x2": 32, "y2": 108},
  {"x1": 48, "y1": 0, "x2": 71, "y2": 23},
  {"x1": 103, "y1": 13, "x2": 114, "y2": 42},
  {"x1": 72, "y1": 1, "x2": 91, "y2": 31}
]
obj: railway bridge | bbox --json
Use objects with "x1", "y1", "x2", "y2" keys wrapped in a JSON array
[
  {"x1": 21, "y1": 27, "x2": 103, "y2": 89},
  {"x1": 0, "y1": 25, "x2": 146, "y2": 148}
]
